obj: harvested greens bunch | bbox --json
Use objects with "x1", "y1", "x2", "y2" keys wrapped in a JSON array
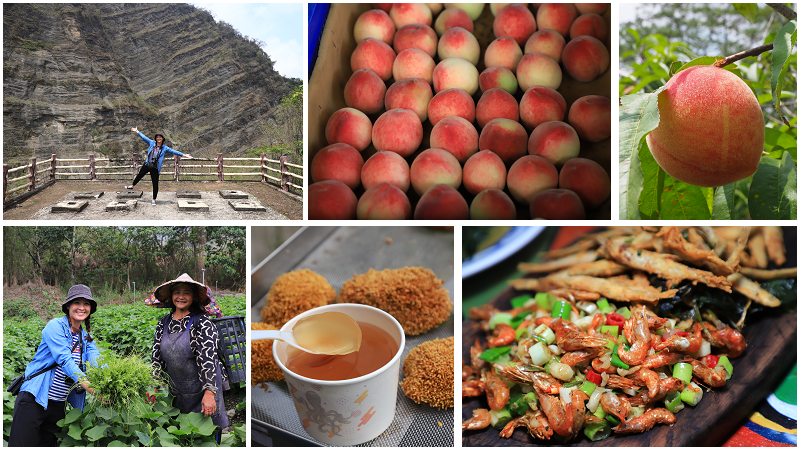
[
  {"x1": 463, "y1": 226, "x2": 796, "y2": 443},
  {"x1": 85, "y1": 353, "x2": 163, "y2": 407}
]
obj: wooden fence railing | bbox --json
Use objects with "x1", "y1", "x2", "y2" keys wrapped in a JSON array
[{"x1": 3, "y1": 153, "x2": 303, "y2": 204}]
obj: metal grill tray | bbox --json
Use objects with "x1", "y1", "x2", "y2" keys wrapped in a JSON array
[{"x1": 251, "y1": 226, "x2": 455, "y2": 447}]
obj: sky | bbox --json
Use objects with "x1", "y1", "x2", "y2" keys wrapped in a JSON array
[{"x1": 191, "y1": 3, "x2": 303, "y2": 80}]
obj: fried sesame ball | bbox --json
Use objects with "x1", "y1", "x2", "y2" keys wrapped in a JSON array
[
  {"x1": 251, "y1": 322, "x2": 285, "y2": 383},
  {"x1": 400, "y1": 336, "x2": 454, "y2": 409},
  {"x1": 338, "y1": 267, "x2": 452, "y2": 335},
  {"x1": 261, "y1": 269, "x2": 336, "y2": 327}
]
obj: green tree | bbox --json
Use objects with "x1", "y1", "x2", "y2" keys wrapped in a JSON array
[{"x1": 258, "y1": 85, "x2": 303, "y2": 162}]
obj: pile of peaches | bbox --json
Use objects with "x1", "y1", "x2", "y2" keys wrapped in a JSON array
[{"x1": 310, "y1": 3, "x2": 612, "y2": 220}]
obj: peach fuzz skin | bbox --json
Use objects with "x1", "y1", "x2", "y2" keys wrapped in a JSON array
[
  {"x1": 409, "y1": 148, "x2": 463, "y2": 195},
  {"x1": 516, "y1": 52, "x2": 562, "y2": 91},
  {"x1": 559, "y1": 158, "x2": 610, "y2": 210},
  {"x1": 429, "y1": 116, "x2": 479, "y2": 164},
  {"x1": 493, "y1": 3, "x2": 537, "y2": 46},
  {"x1": 476, "y1": 88, "x2": 519, "y2": 129},
  {"x1": 463, "y1": 150, "x2": 507, "y2": 195},
  {"x1": 438, "y1": 27, "x2": 481, "y2": 65},
  {"x1": 479, "y1": 118, "x2": 529, "y2": 165},
  {"x1": 506, "y1": 155, "x2": 559, "y2": 204},
  {"x1": 484, "y1": 37, "x2": 524, "y2": 73},
  {"x1": 524, "y1": 29, "x2": 565, "y2": 63},
  {"x1": 357, "y1": 183, "x2": 412, "y2": 220},
  {"x1": 361, "y1": 150, "x2": 411, "y2": 192},
  {"x1": 308, "y1": 180, "x2": 358, "y2": 220},
  {"x1": 390, "y1": 3, "x2": 433, "y2": 28},
  {"x1": 325, "y1": 108, "x2": 372, "y2": 152},
  {"x1": 413, "y1": 184, "x2": 469, "y2": 219},
  {"x1": 432, "y1": 57, "x2": 479, "y2": 95},
  {"x1": 393, "y1": 48, "x2": 436, "y2": 84},
  {"x1": 350, "y1": 38, "x2": 396, "y2": 82},
  {"x1": 568, "y1": 95, "x2": 611, "y2": 142},
  {"x1": 434, "y1": 7, "x2": 473, "y2": 36},
  {"x1": 428, "y1": 88, "x2": 476, "y2": 125},
  {"x1": 372, "y1": 108, "x2": 423, "y2": 158},
  {"x1": 310, "y1": 143, "x2": 364, "y2": 190},
  {"x1": 527, "y1": 121, "x2": 580, "y2": 167},
  {"x1": 562, "y1": 35, "x2": 609, "y2": 82},
  {"x1": 354, "y1": 9, "x2": 396, "y2": 45},
  {"x1": 445, "y1": 3, "x2": 485, "y2": 21},
  {"x1": 471, "y1": 189, "x2": 517, "y2": 220},
  {"x1": 384, "y1": 78, "x2": 433, "y2": 122},
  {"x1": 479, "y1": 66, "x2": 518, "y2": 95},
  {"x1": 344, "y1": 69, "x2": 386, "y2": 115},
  {"x1": 569, "y1": 13, "x2": 607, "y2": 41},
  {"x1": 519, "y1": 86, "x2": 566, "y2": 131},
  {"x1": 646, "y1": 65, "x2": 764, "y2": 187},
  {"x1": 535, "y1": 3, "x2": 577, "y2": 37},
  {"x1": 530, "y1": 189, "x2": 586, "y2": 219},
  {"x1": 393, "y1": 23, "x2": 438, "y2": 57}
]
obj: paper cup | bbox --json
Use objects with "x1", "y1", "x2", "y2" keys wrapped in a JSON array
[{"x1": 273, "y1": 304, "x2": 406, "y2": 446}]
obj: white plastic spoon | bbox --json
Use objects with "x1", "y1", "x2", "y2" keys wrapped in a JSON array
[
  {"x1": 251, "y1": 311, "x2": 362, "y2": 356},
  {"x1": 251, "y1": 329, "x2": 323, "y2": 354}
]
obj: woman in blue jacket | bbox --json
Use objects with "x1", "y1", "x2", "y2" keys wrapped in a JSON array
[
  {"x1": 126, "y1": 127, "x2": 193, "y2": 205},
  {"x1": 8, "y1": 284, "x2": 102, "y2": 447}
]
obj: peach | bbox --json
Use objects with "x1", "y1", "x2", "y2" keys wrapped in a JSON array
[
  {"x1": 438, "y1": 27, "x2": 480, "y2": 65},
  {"x1": 562, "y1": 35, "x2": 609, "y2": 82},
  {"x1": 351, "y1": 38, "x2": 396, "y2": 82},
  {"x1": 535, "y1": 3, "x2": 577, "y2": 37},
  {"x1": 559, "y1": 158, "x2": 610, "y2": 209},
  {"x1": 310, "y1": 143, "x2": 364, "y2": 189},
  {"x1": 434, "y1": 7, "x2": 473, "y2": 36},
  {"x1": 413, "y1": 184, "x2": 469, "y2": 219},
  {"x1": 527, "y1": 121, "x2": 580, "y2": 166},
  {"x1": 444, "y1": 3, "x2": 485, "y2": 20},
  {"x1": 357, "y1": 182, "x2": 413, "y2": 220},
  {"x1": 463, "y1": 150, "x2": 507, "y2": 195},
  {"x1": 409, "y1": 147, "x2": 462, "y2": 195},
  {"x1": 384, "y1": 78, "x2": 433, "y2": 122},
  {"x1": 530, "y1": 189, "x2": 585, "y2": 219},
  {"x1": 432, "y1": 57, "x2": 479, "y2": 94},
  {"x1": 308, "y1": 180, "x2": 357, "y2": 220},
  {"x1": 476, "y1": 88, "x2": 519, "y2": 129},
  {"x1": 354, "y1": 9, "x2": 396, "y2": 45},
  {"x1": 374, "y1": 3, "x2": 393, "y2": 12},
  {"x1": 493, "y1": 3, "x2": 537, "y2": 46},
  {"x1": 479, "y1": 118, "x2": 528, "y2": 165},
  {"x1": 393, "y1": 23, "x2": 438, "y2": 57},
  {"x1": 427, "y1": 88, "x2": 476, "y2": 125},
  {"x1": 429, "y1": 116, "x2": 479, "y2": 163},
  {"x1": 516, "y1": 52, "x2": 562, "y2": 91},
  {"x1": 361, "y1": 150, "x2": 411, "y2": 192},
  {"x1": 569, "y1": 13, "x2": 607, "y2": 41},
  {"x1": 484, "y1": 37, "x2": 523, "y2": 73},
  {"x1": 568, "y1": 95, "x2": 611, "y2": 142},
  {"x1": 490, "y1": 3, "x2": 528, "y2": 16},
  {"x1": 393, "y1": 48, "x2": 436, "y2": 84},
  {"x1": 427, "y1": 3, "x2": 444, "y2": 15},
  {"x1": 344, "y1": 69, "x2": 387, "y2": 114},
  {"x1": 524, "y1": 29, "x2": 565, "y2": 63},
  {"x1": 470, "y1": 189, "x2": 517, "y2": 220},
  {"x1": 479, "y1": 66, "x2": 518, "y2": 95},
  {"x1": 519, "y1": 86, "x2": 567, "y2": 131},
  {"x1": 574, "y1": 3, "x2": 609, "y2": 15},
  {"x1": 645, "y1": 65, "x2": 764, "y2": 187},
  {"x1": 325, "y1": 107, "x2": 372, "y2": 152},
  {"x1": 506, "y1": 155, "x2": 558, "y2": 204},
  {"x1": 390, "y1": 3, "x2": 432, "y2": 28},
  {"x1": 372, "y1": 108, "x2": 423, "y2": 158}
]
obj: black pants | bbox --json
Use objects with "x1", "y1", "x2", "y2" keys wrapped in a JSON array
[
  {"x1": 131, "y1": 164, "x2": 160, "y2": 199},
  {"x1": 8, "y1": 391, "x2": 66, "y2": 447}
]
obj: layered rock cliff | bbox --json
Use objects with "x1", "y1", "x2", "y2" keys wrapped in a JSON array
[{"x1": 3, "y1": 3, "x2": 301, "y2": 164}]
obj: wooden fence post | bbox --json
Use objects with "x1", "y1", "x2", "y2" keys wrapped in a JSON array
[
  {"x1": 28, "y1": 157, "x2": 36, "y2": 192},
  {"x1": 133, "y1": 153, "x2": 138, "y2": 176},
  {"x1": 3, "y1": 164, "x2": 8, "y2": 203},
  {"x1": 280, "y1": 155, "x2": 288, "y2": 192},
  {"x1": 174, "y1": 155, "x2": 179, "y2": 181},
  {"x1": 261, "y1": 153, "x2": 267, "y2": 183},
  {"x1": 89, "y1": 154, "x2": 96, "y2": 180},
  {"x1": 217, "y1": 153, "x2": 223, "y2": 182},
  {"x1": 50, "y1": 154, "x2": 56, "y2": 181}
]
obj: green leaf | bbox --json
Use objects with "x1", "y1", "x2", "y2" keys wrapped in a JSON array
[
  {"x1": 107, "y1": 440, "x2": 127, "y2": 447},
  {"x1": 638, "y1": 140, "x2": 666, "y2": 218},
  {"x1": 659, "y1": 175, "x2": 712, "y2": 219},
  {"x1": 167, "y1": 425, "x2": 190, "y2": 436},
  {"x1": 67, "y1": 422, "x2": 83, "y2": 441},
  {"x1": 59, "y1": 407, "x2": 83, "y2": 426},
  {"x1": 749, "y1": 153, "x2": 798, "y2": 219},
  {"x1": 136, "y1": 430, "x2": 153, "y2": 446},
  {"x1": 672, "y1": 56, "x2": 717, "y2": 75},
  {"x1": 732, "y1": 3, "x2": 759, "y2": 23},
  {"x1": 188, "y1": 412, "x2": 217, "y2": 436},
  {"x1": 619, "y1": 90, "x2": 664, "y2": 219},
  {"x1": 95, "y1": 405, "x2": 114, "y2": 421},
  {"x1": 711, "y1": 181, "x2": 743, "y2": 220},
  {"x1": 771, "y1": 20, "x2": 797, "y2": 126},
  {"x1": 85, "y1": 424, "x2": 110, "y2": 441}
]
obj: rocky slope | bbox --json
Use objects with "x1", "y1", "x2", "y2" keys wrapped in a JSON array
[{"x1": 3, "y1": 3, "x2": 301, "y2": 164}]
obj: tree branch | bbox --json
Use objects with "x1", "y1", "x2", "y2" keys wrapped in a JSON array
[
  {"x1": 714, "y1": 43, "x2": 774, "y2": 67},
  {"x1": 766, "y1": 3, "x2": 797, "y2": 21}
]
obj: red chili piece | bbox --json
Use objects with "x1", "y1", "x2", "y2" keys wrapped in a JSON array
[
  {"x1": 606, "y1": 313, "x2": 625, "y2": 326},
  {"x1": 586, "y1": 369, "x2": 602, "y2": 385},
  {"x1": 705, "y1": 355, "x2": 720, "y2": 367}
]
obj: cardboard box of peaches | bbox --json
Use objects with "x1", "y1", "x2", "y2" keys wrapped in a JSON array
[{"x1": 309, "y1": 3, "x2": 611, "y2": 220}]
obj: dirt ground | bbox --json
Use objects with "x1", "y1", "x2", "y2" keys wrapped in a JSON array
[{"x1": 3, "y1": 181, "x2": 303, "y2": 220}]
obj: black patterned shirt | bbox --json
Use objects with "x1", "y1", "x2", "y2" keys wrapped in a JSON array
[{"x1": 151, "y1": 313, "x2": 226, "y2": 391}]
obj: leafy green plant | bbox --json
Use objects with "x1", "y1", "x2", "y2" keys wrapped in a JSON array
[{"x1": 84, "y1": 354, "x2": 161, "y2": 407}]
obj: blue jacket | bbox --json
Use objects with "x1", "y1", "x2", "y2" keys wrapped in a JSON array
[
  {"x1": 138, "y1": 132, "x2": 184, "y2": 171},
  {"x1": 20, "y1": 316, "x2": 101, "y2": 411}
]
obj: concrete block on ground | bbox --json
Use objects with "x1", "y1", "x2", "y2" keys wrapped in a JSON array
[
  {"x1": 178, "y1": 200, "x2": 209, "y2": 212},
  {"x1": 73, "y1": 191, "x2": 104, "y2": 199},
  {"x1": 219, "y1": 190, "x2": 248, "y2": 199},
  {"x1": 117, "y1": 190, "x2": 143, "y2": 199},
  {"x1": 228, "y1": 200, "x2": 266, "y2": 212},
  {"x1": 177, "y1": 190, "x2": 201, "y2": 199},
  {"x1": 52, "y1": 201, "x2": 88, "y2": 213},
  {"x1": 105, "y1": 200, "x2": 138, "y2": 211}
]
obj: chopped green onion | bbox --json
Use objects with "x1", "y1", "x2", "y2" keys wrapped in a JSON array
[
  {"x1": 605, "y1": 412, "x2": 620, "y2": 426},
  {"x1": 508, "y1": 393, "x2": 529, "y2": 415},
  {"x1": 594, "y1": 405, "x2": 607, "y2": 419},
  {"x1": 717, "y1": 355, "x2": 733, "y2": 380},
  {"x1": 533, "y1": 324, "x2": 556, "y2": 344},
  {"x1": 530, "y1": 334, "x2": 548, "y2": 344},
  {"x1": 563, "y1": 378, "x2": 582, "y2": 388},
  {"x1": 534, "y1": 292, "x2": 555, "y2": 310},
  {"x1": 488, "y1": 312, "x2": 513, "y2": 330},
  {"x1": 680, "y1": 382, "x2": 703, "y2": 406},
  {"x1": 605, "y1": 338, "x2": 616, "y2": 350},
  {"x1": 478, "y1": 346, "x2": 511, "y2": 363},
  {"x1": 615, "y1": 306, "x2": 632, "y2": 319},
  {"x1": 551, "y1": 300, "x2": 571, "y2": 320},
  {"x1": 522, "y1": 392, "x2": 538, "y2": 410},
  {"x1": 529, "y1": 342, "x2": 552, "y2": 366},
  {"x1": 490, "y1": 407, "x2": 512, "y2": 429},
  {"x1": 510, "y1": 295, "x2": 532, "y2": 309},
  {"x1": 600, "y1": 325, "x2": 619, "y2": 338},
  {"x1": 584, "y1": 421, "x2": 611, "y2": 441},
  {"x1": 515, "y1": 327, "x2": 527, "y2": 341},
  {"x1": 580, "y1": 380, "x2": 597, "y2": 397},
  {"x1": 664, "y1": 391, "x2": 684, "y2": 413},
  {"x1": 672, "y1": 362, "x2": 692, "y2": 384},
  {"x1": 596, "y1": 297, "x2": 611, "y2": 313},
  {"x1": 610, "y1": 345, "x2": 630, "y2": 369}
]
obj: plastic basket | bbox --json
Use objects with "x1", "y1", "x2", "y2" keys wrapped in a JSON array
[{"x1": 211, "y1": 315, "x2": 246, "y2": 384}]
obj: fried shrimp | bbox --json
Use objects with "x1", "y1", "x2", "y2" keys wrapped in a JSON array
[{"x1": 400, "y1": 337, "x2": 454, "y2": 409}]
